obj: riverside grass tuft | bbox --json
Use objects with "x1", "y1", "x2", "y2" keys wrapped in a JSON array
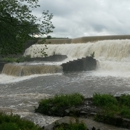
[
  {"x1": 53, "y1": 120, "x2": 87, "y2": 130},
  {"x1": 0, "y1": 112, "x2": 42, "y2": 130},
  {"x1": 35, "y1": 93, "x2": 84, "y2": 116},
  {"x1": 93, "y1": 93, "x2": 130, "y2": 120}
]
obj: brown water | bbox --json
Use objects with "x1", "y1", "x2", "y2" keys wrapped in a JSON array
[{"x1": 2, "y1": 63, "x2": 62, "y2": 76}]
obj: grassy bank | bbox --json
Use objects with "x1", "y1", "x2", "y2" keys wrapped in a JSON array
[
  {"x1": 52, "y1": 120, "x2": 88, "y2": 130},
  {"x1": 1, "y1": 93, "x2": 130, "y2": 129},
  {"x1": 1, "y1": 55, "x2": 31, "y2": 63},
  {"x1": 93, "y1": 93, "x2": 130, "y2": 127},
  {"x1": 35, "y1": 93, "x2": 84, "y2": 116},
  {"x1": 0, "y1": 112, "x2": 42, "y2": 130},
  {"x1": 93, "y1": 93, "x2": 130, "y2": 119},
  {"x1": 36, "y1": 93, "x2": 130, "y2": 128}
]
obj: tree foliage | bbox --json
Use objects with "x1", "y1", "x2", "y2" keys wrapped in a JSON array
[{"x1": 0, "y1": 0, "x2": 54, "y2": 56}]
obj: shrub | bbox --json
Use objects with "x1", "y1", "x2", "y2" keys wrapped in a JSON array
[
  {"x1": 93, "y1": 93, "x2": 130, "y2": 127},
  {"x1": 35, "y1": 93, "x2": 84, "y2": 116},
  {"x1": 119, "y1": 94, "x2": 130, "y2": 107},
  {"x1": 93, "y1": 93, "x2": 118, "y2": 107},
  {"x1": 119, "y1": 106, "x2": 130, "y2": 118}
]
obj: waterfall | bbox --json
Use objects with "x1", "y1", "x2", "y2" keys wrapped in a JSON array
[
  {"x1": 24, "y1": 39, "x2": 130, "y2": 73},
  {"x1": 2, "y1": 63, "x2": 62, "y2": 76}
]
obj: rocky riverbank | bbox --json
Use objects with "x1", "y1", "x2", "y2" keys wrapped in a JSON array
[
  {"x1": 44, "y1": 116, "x2": 129, "y2": 130},
  {"x1": 35, "y1": 94, "x2": 130, "y2": 130}
]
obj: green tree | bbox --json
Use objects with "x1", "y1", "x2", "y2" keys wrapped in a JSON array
[{"x1": 0, "y1": 0, "x2": 54, "y2": 56}]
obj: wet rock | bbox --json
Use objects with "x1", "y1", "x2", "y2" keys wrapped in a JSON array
[
  {"x1": 61, "y1": 56, "x2": 97, "y2": 72},
  {"x1": 44, "y1": 116, "x2": 128, "y2": 130}
]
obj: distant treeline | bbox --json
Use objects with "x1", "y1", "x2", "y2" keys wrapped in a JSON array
[
  {"x1": 45, "y1": 35, "x2": 130, "y2": 44},
  {"x1": 25, "y1": 35, "x2": 130, "y2": 48}
]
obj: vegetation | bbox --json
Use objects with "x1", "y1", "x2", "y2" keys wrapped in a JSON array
[
  {"x1": 0, "y1": 0, "x2": 54, "y2": 56},
  {"x1": 1, "y1": 93, "x2": 129, "y2": 129},
  {"x1": 93, "y1": 93, "x2": 118, "y2": 107},
  {"x1": 2, "y1": 55, "x2": 31, "y2": 63},
  {"x1": 93, "y1": 93, "x2": 130, "y2": 126},
  {"x1": 35, "y1": 93, "x2": 84, "y2": 116},
  {"x1": 35, "y1": 93, "x2": 130, "y2": 128},
  {"x1": 90, "y1": 52, "x2": 95, "y2": 58},
  {"x1": 53, "y1": 120, "x2": 87, "y2": 130},
  {"x1": 0, "y1": 112, "x2": 42, "y2": 130},
  {"x1": 36, "y1": 93, "x2": 130, "y2": 119}
]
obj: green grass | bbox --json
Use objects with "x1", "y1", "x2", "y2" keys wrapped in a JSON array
[
  {"x1": 119, "y1": 94, "x2": 130, "y2": 107},
  {"x1": 93, "y1": 93, "x2": 130, "y2": 122},
  {"x1": 2, "y1": 55, "x2": 31, "y2": 63},
  {"x1": 93, "y1": 93, "x2": 118, "y2": 107},
  {"x1": 35, "y1": 93, "x2": 84, "y2": 116},
  {"x1": 0, "y1": 112, "x2": 42, "y2": 130},
  {"x1": 53, "y1": 120, "x2": 87, "y2": 130}
]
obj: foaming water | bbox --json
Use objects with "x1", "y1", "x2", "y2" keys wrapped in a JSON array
[
  {"x1": 24, "y1": 40, "x2": 130, "y2": 61},
  {"x1": 0, "y1": 92, "x2": 60, "y2": 127},
  {"x1": 24, "y1": 39, "x2": 130, "y2": 77},
  {"x1": 0, "y1": 70, "x2": 130, "y2": 127},
  {"x1": 0, "y1": 73, "x2": 62, "y2": 84}
]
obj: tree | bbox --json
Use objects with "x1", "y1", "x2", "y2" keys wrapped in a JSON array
[{"x1": 0, "y1": 0, "x2": 54, "y2": 56}]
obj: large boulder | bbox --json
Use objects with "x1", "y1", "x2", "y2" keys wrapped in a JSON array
[{"x1": 61, "y1": 56, "x2": 97, "y2": 72}]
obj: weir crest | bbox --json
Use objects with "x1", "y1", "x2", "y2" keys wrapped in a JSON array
[
  {"x1": 2, "y1": 39, "x2": 130, "y2": 76},
  {"x1": 24, "y1": 39, "x2": 130, "y2": 73}
]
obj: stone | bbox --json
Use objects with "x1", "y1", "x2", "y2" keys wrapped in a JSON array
[{"x1": 61, "y1": 56, "x2": 97, "y2": 72}]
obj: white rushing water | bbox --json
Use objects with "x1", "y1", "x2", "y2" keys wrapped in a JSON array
[
  {"x1": 1, "y1": 39, "x2": 130, "y2": 83},
  {"x1": 24, "y1": 39, "x2": 130, "y2": 77},
  {"x1": 0, "y1": 73, "x2": 62, "y2": 84}
]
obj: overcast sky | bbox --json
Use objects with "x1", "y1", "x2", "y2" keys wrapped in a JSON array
[{"x1": 33, "y1": 0, "x2": 130, "y2": 38}]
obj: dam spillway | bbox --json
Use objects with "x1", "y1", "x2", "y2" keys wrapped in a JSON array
[
  {"x1": 2, "y1": 63, "x2": 62, "y2": 76},
  {"x1": 24, "y1": 39, "x2": 130, "y2": 76},
  {"x1": 24, "y1": 39, "x2": 130, "y2": 61},
  {"x1": 2, "y1": 37, "x2": 130, "y2": 77}
]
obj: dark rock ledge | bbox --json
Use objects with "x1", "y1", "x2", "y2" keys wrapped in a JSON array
[
  {"x1": 36, "y1": 98, "x2": 130, "y2": 130},
  {"x1": 44, "y1": 116, "x2": 129, "y2": 130}
]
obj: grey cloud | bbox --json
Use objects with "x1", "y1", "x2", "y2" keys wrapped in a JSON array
[{"x1": 34, "y1": 0, "x2": 130, "y2": 38}]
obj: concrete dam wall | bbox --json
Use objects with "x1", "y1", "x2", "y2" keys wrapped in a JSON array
[{"x1": 46, "y1": 35, "x2": 130, "y2": 44}]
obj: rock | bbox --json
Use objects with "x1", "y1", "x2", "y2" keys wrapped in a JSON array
[
  {"x1": 61, "y1": 56, "x2": 97, "y2": 72},
  {"x1": 44, "y1": 116, "x2": 128, "y2": 130}
]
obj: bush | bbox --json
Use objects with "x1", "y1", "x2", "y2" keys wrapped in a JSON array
[
  {"x1": 119, "y1": 94, "x2": 130, "y2": 107},
  {"x1": 119, "y1": 106, "x2": 130, "y2": 118},
  {"x1": 93, "y1": 93, "x2": 130, "y2": 128},
  {"x1": 93, "y1": 93, "x2": 118, "y2": 107},
  {"x1": 0, "y1": 112, "x2": 42, "y2": 130},
  {"x1": 35, "y1": 93, "x2": 84, "y2": 116}
]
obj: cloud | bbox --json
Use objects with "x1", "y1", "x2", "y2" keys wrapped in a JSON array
[{"x1": 33, "y1": 0, "x2": 130, "y2": 38}]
